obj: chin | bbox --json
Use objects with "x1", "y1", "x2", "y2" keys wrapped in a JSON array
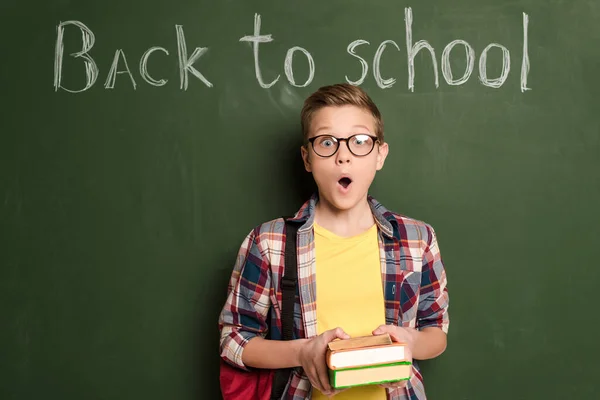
[{"x1": 320, "y1": 192, "x2": 365, "y2": 212}]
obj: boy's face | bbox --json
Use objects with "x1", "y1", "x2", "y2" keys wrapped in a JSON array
[{"x1": 301, "y1": 105, "x2": 389, "y2": 212}]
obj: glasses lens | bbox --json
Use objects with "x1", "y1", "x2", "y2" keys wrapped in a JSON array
[
  {"x1": 313, "y1": 136, "x2": 338, "y2": 157},
  {"x1": 349, "y1": 134, "x2": 375, "y2": 156}
]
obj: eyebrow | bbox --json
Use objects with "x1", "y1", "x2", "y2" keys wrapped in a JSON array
[
  {"x1": 314, "y1": 126, "x2": 331, "y2": 133},
  {"x1": 352, "y1": 125, "x2": 372, "y2": 131},
  {"x1": 314, "y1": 125, "x2": 372, "y2": 134}
]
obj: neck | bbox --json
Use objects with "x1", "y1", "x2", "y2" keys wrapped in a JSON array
[{"x1": 314, "y1": 194, "x2": 375, "y2": 237}]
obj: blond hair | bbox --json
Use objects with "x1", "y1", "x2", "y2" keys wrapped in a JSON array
[{"x1": 300, "y1": 83, "x2": 384, "y2": 143}]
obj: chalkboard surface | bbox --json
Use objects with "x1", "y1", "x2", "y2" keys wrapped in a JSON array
[{"x1": 2, "y1": 1, "x2": 599, "y2": 399}]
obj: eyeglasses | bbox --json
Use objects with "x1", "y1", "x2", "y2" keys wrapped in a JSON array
[{"x1": 307, "y1": 134, "x2": 379, "y2": 157}]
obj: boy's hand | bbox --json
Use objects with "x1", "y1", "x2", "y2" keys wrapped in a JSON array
[
  {"x1": 298, "y1": 327, "x2": 350, "y2": 397},
  {"x1": 372, "y1": 325, "x2": 416, "y2": 390}
]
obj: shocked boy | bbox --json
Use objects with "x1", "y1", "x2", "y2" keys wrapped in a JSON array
[{"x1": 219, "y1": 83, "x2": 449, "y2": 400}]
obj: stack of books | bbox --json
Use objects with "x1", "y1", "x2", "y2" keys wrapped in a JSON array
[{"x1": 326, "y1": 333, "x2": 411, "y2": 389}]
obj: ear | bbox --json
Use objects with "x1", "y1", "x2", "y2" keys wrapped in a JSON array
[
  {"x1": 301, "y1": 145, "x2": 312, "y2": 172},
  {"x1": 375, "y1": 142, "x2": 389, "y2": 171}
]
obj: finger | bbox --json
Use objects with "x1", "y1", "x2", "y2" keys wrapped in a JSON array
[
  {"x1": 305, "y1": 368, "x2": 328, "y2": 395},
  {"x1": 306, "y1": 368, "x2": 326, "y2": 394},
  {"x1": 329, "y1": 388, "x2": 348, "y2": 397},
  {"x1": 379, "y1": 380, "x2": 408, "y2": 389},
  {"x1": 315, "y1": 362, "x2": 333, "y2": 395},
  {"x1": 309, "y1": 379, "x2": 326, "y2": 395}
]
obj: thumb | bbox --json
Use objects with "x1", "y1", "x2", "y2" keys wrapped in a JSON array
[
  {"x1": 373, "y1": 325, "x2": 406, "y2": 344},
  {"x1": 325, "y1": 327, "x2": 350, "y2": 341},
  {"x1": 372, "y1": 324, "x2": 393, "y2": 335}
]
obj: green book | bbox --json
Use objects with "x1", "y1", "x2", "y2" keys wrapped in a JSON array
[{"x1": 329, "y1": 361, "x2": 412, "y2": 389}]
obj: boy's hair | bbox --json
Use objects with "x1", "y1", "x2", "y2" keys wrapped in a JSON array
[{"x1": 300, "y1": 83, "x2": 384, "y2": 143}]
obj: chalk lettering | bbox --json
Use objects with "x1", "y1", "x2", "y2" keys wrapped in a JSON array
[
  {"x1": 284, "y1": 47, "x2": 315, "y2": 88},
  {"x1": 176, "y1": 25, "x2": 212, "y2": 89},
  {"x1": 239, "y1": 13, "x2": 280, "y2": 89},
  {"x1": 140, "y1": 47, "x2": 169, "y2": 87},
  {"x1": 479, "y1": 43, "x2": 510, "y2": 88},
  {"x1": 345, "y1": 40, "x2": 370, "y2": 86},
  {"x1": 521, "y1": 12, "x2": 531, "y2": 92},
  {"x1": 405, "y1": 7, "x2": 439, "y2": 92},
  {"x1": 373, "y1": 40, "x2": 401, "y2": 89},
  {"x1": 441, "y1": 40, "x2": 475, "y2": 86},
  {"x1": 54, "y1": 20, "x2": 99, "y2": 93},
  {"x1": 104, "y1": 49, "x2": 137, "y2": 89}
]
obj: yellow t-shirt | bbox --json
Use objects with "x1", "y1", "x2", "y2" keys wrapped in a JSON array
[{"x1": 312, "y1": 222, "x2": 386, "y2": 400}]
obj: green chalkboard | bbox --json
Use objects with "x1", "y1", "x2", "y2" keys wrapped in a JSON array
[{"x1": 1, "y1": 0, "x2": 599, "y2": 399}]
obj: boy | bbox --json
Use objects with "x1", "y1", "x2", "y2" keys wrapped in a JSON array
[{"x1": 218, "y1": 83, "x2": 449, "y2": 399}]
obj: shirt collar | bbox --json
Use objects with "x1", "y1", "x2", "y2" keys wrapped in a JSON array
[{"x1": 288, "y1": 193, "x2": 396, "y2": 239}]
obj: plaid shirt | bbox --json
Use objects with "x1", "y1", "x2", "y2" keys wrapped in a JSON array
[{"x1": 219, "y1": 194, "x2": 449, "y2": 400}]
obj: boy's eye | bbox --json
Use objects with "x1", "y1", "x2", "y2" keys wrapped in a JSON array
[
  {"x1": 352, "y1": 134, "x2": 371, "y2": 146},
  {"x1": 318, "y1": 137, "x2": 337, "y2": 147}
]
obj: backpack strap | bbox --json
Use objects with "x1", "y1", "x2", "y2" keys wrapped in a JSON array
[{"x1": 271, "y1": 218, "x2": 300, "y2": 400}]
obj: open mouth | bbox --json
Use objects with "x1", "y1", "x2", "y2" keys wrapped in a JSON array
[{"x1": 338, "y1": 177, "x2": 352, "y2": 189}]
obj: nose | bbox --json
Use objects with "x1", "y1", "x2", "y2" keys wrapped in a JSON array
[{"x1": 335, "y1": 140, "x2": 352, "y2": 164}]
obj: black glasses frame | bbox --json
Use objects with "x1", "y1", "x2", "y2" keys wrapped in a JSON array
[{"x1": 307, "y1": 134, "x2": 379, "y2": 157}]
